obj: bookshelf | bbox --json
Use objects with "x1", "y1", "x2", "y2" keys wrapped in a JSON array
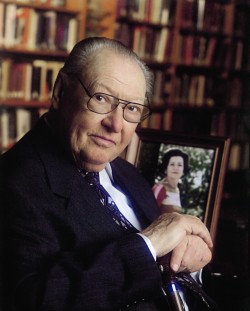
[
  {"x1": 115, "y1": 0, "x2": 249, "y2": 300},
  {"x1": 0, "y1": 0, "x2": 87, "y2": 151}
]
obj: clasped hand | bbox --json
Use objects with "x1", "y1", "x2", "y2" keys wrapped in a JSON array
[{"x1": 142, "y1": 213, "x2": 213, "y2": 273}]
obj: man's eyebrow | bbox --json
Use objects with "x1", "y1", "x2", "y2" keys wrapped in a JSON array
[
  {"x1": 93, "y1": 82, "x2": 113, "y2": 94},
  {"x1": 94, "y1": 82, "x2": 146, "y2": 102}
]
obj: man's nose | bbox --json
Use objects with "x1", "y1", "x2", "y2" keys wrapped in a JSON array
[{"x1": 102, "y1": 105, "x2": 124, "y2": 132}]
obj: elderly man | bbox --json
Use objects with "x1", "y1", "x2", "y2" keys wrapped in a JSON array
[{"x1": 0, "y1": 37, "x2": 215, "y2": 310}]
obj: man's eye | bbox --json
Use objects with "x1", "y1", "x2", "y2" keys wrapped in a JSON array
[
  {"x1": 127, "y1": 104, "x2": 141, "y2": 114},
  {"x1": 94, "y1": 94, "x2": 105, "y2": 102}
]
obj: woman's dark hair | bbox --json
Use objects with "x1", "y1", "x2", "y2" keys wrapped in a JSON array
[{"x1": 158, "y1": 149, "x2": 189, "y2": 177}]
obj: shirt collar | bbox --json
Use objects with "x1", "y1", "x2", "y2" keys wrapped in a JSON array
[{"x1": 100, "y1": 163, "x2": 113, "y2": 184}]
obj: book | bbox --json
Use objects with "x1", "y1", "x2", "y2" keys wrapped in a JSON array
[
  {"x1": 114, "y1": 22, "x2": 130, "y2": 47},
  {"x1": 152, "y1": 70, "x2": 164, "y2": 105},
  {"x1": 25, "y1": 63, "x2": 33, "y2": 101},
  {"x1": 4, "y1": 4, "x2": 17, "y2": 47},
  {"x1": 43, "y1": 10, "x2": 57, "y2": 50},
  {"x1": 234, "y1": 40, "x2": 244, "y2": 70},
  {"x1": 204, "y1": 37, "x2": 217, "y2": 66},
  {"x1": 138, "y1": 26, "x2": 147, "y2": 59},
  {"x1": 181, "y1": 0, "x2": 197, "y2": 29},
  {"x1": 16, "y1": 108, "x2": 32, "y2": 141},
  {"x1": 137, "y1": 0, "x2": 147, "y2": 21},
  {"x1": 228, "y1": 143, "x2": 241, "y2": 171},
  {"x1": 0, "y1": 108, "x2": 9, "y2": 149},
  {"x1": 195, "y1": 75, "x2": 206, "y2": 106},
  {"x1": 116, "y1": 0, "x2": 126, "y2": 18},
  {"x1": 144, "y1": 27, "x2": 154, "y2": 60},
  {"x1": 241, "y1": 142, "x2": 249, "y2": 170},
  {"x1": 132, "y1": 26, "x2": 142, "y2": 56},
  {"x1": 27, "y1": 9, "x2": 39, "y2": 49},
  {"x1": 0, "y1": 3, "x2": 4, "y2": 46},
  {"x1": 197, "y1": 0, "x2": 205, "y2": 30},
  {"x1": 228, "y1": 77, "x2": 242, "y2": 108},
  {"x1": 154, "y1": 27, "x2": 169, "y2": 63},
  {"x1": 15, "y1": 7, "x2": 28, "y2": 46},
  {"x1": 160, "y1": 0, "x2": 172, "y2": 25},
  {"x1": 149, "y1": 0, "x2": 163, "y2": 24},
  {"x1": 182, "y1": 34, "x2": 194, "y2": 65},
  {"x1": 149, "y1": 112, "x2": 162, "y2": 129},
  {"x1": 32, "y1": 60, "x2": 47, "y2": 101},
  {"x1": 66, "y1": 17, "x2": 78, "y2": 52},
  {"x1": 163, "y1": 109, "x2": 173, "y2": 131},
  {"x1": 188, "y1": 76, "x2": 198, "y2": 106},
  {"x1": 223, "y1": 3, "x2": 234, "y2": 35},
  {"x1": 180, "y1": 74, "x2": 189, "y2": 105},
  {"x1": 0, "y1": 59, "x2": 11, "y2": 99}
]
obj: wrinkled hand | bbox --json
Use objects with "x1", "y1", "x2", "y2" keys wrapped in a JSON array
[
  {"x1": 142, "y1": 212, "x2": 213, "y2": 271},
  {"x1": 170, "y1": 235, "x2": 212, "y2": 273}
]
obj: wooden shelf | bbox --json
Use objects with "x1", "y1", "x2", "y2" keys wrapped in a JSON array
[
  {"x1": 0, "y1": 99, "x2": 51, "y2": 108},
  {"x1": 0, "y1": 46, "x2": 69, "y2": 58},
  {"x1": 0, "y1": 0, "x2": 80, "y2": 13}
]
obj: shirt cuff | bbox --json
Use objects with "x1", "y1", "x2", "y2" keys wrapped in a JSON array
[
  {"x1": 137, "y1": 233, "x2": 203, "y2": 284},
  {"x1": 137, "y1": 233, "x2": 157, "y2": 260}
]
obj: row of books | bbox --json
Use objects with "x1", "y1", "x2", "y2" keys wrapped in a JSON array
[
  {"x1": 11, "y1": 0, "x2": 66, "y2": 7},
  {"x1": 0, "y1": 107, "x2": 46, "y2": 151},
  {"x1": 115, "y1": 24, "x2": 173, "y2": 63},
  {"x1": 234, "y1": 5, "x2": 249, "y2": 37},
  {"x1": 140, "y1": 109, "x2": 172, "y2": 131},
  {"x1": 0, "y1": 107, "x2": 48, "y2": 151},
  {"x1": 115, "y1": 23, "x2": 248, "y2": 70},
  {"x1": 180, "y1": 0, "x2": 233, "y2": 34},
  {"x1": 0, "y1": 59, "x2": 63, "y2": 101},
  {"x1": 210, "y1": 111, "x2": 249, "y2": 142},
  {"x1": 177, "y1": 34, "x2": 247, "y2": 70},
  {"x1": 142, "y1": 110, "x2": 248, "y2": 141},
  {"x1": 172, "y1": 74, "x2": 215, "y2": 107},
  {"x1": 0, "y1": 3, "x2": 78, "y2": 51},
  {"x1": 141, "y1": 109, "x2": 213, "y2": 134},
  {"x1": 116, "y1": 0, "x2": 233, "y2": 33},
  {"x1": 227, "y1": 142, "x2": 249, "y2": 171},
  {"x1": 151, "y1": 71, "x2": 245, "y2": 109},
  {"x1": 116, "y1": 0, "x2": 175, "y2": 25},
  {"x1": 132, "y1": 26, "x2": 173, "y2": 63}
]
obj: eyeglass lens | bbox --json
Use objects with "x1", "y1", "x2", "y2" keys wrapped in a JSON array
[{"x1": 87, "y1": 93, "x2": 150, "y2": 123}]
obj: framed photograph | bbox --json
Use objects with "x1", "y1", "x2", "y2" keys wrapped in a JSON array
[{"x1": 125, "y1": 128, "x2": 230, "y2": 241}]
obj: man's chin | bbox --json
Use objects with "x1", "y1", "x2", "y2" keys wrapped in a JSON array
[{"x1": 77, "y1": 154, "x2": 111, "y2": 172}]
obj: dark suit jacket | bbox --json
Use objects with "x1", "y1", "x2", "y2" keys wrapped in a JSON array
[{"x1": 0, "y1": 116, "x2": 170, "y2": 310}]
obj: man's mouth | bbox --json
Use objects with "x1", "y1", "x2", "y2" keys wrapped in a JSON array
[{"x1": 91, "y1": 134, "x2": 116, "y2": 147}]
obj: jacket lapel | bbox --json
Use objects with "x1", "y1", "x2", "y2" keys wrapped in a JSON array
[{"x1": 31, "y1": 117, "x2": 124, "y2": 236}]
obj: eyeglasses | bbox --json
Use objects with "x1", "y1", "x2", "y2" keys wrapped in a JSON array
[{"x1": 76, "y1": 77, "x2": 152, "y2": 123}]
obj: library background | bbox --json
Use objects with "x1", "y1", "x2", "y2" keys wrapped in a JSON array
[{"x1": 0, "y1": 0, "x2": 249, "y2": 310}]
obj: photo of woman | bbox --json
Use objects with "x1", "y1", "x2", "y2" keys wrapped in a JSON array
[
  {"x1": 125, "y1": 128, "x2": 230, "y2": 239},
  {"x1": 152, "y1": 149, "x2": 189, "y2": 213}
]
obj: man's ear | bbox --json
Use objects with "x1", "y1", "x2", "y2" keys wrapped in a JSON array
[{"x1": 51, "y1": 71, "x2": 64, "y2": 110}]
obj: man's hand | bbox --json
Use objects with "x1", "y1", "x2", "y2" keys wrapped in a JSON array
[
  {"x1": 141, "y1": 212, "x2": 213, "y2": 271},
  {"x1": 171, "y1": 235, "x2": 212, "y2": 272}
]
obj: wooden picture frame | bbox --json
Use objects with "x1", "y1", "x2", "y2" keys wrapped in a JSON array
[{"x1": 125, "y1": 128, "x2": 230, "y2": 241}]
